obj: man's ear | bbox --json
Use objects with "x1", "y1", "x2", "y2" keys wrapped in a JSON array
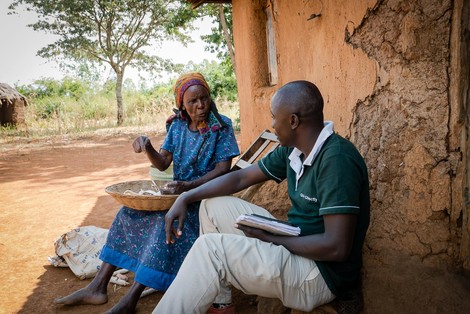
[{"x1": 290, "y1": 113, "x2": 300, "y2": 129}]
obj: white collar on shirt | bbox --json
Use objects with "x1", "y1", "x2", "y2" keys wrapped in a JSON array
[{"x1": 288, "y1": 121, "x2": 334, "y2": 189}]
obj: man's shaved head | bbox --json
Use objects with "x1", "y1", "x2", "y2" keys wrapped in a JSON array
[{"x1": 272, "y1": 80, "x2": 324, "y2": 125}]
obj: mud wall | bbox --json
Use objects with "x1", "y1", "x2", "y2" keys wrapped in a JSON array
[
  {"x1": 231, "y1": 0, "x2": 273, "y2": 148},
  {"x1": 0, "y1": 99, "x2": 26, "y2": 126},
  {"x1": 232, "y1": 0, "x2": 377, "y2": 150},
  {"x1": 450, "y1": 0, "x2": 470, "y2": 271},
  {"x1": 231, "y1": 0, "x2": 469, "y2": 269},
  {"x1": 347, "y1": 0, "x2": 462, "y2": 267}
]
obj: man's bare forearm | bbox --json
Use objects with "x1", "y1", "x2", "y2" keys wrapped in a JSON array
[{"x1": 180, "y1": 165, "x2": 267, "y2": 204}]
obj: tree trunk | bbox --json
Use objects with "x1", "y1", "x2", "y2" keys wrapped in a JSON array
[
  {"x1": 116, "y1": 72, "x2": 124, "y2": 126},
  {"x1": 218, "y1": 3, "x2": 236, "y2": 76}
]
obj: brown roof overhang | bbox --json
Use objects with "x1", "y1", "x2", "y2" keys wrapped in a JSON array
[{"x1": 187, "y1": 1, "x2": 232, "y2": 9}]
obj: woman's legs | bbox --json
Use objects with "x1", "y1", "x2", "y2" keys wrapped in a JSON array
[
  {"x1": 104, "y1": 281, "x2": 147, "y2": 314},
  {"x1": 54, "y1": 262, "x2": 116, "y2": 305},
  {"x1": 55, "y1": 261, "x2": 149, "y2": 313}
]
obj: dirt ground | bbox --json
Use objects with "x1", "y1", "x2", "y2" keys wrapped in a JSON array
[
  {"x1": 1, "y1": 130, "x2": 470, "y2": 314},
  {"x1": 0, "y1": 131, "x2": 257, "y2": 314}
]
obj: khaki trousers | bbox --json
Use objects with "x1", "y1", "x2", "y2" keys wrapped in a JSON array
[{"x1": 153, "y1": 196, "x2": 334, "y2": 314}]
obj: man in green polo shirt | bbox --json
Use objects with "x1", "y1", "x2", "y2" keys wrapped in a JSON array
[{"x1": 154, "y1": 80, "x2": 370, "y2": 314}]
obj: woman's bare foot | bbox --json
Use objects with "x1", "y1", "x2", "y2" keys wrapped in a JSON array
[
  {"x1": 103, "y1": 301, "x2": 135, "y2": 314},
  {"x1": 103, "y1": 282, "x2": 146, "y2": 314},
  {"x1": 53, "y1": 287, "x2": 108, "y2": 305}
]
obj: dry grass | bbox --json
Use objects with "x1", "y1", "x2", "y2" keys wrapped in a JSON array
[{"x1": 0, "y1": 97, "x2": 240, "y2": 152}]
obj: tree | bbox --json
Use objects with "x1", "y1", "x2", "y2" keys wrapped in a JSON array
[
  {"x1": 182, "y1": 60, "x2": 237, "y2": 101},
  {"x1": 9, "y1": 0, "x2": 196, "y2": 125},
  {"x1": 198, "y1": 3, "x2": 236, "y2": 76}
]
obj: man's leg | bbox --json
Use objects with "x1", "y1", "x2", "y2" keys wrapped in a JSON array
[
  {"x1": 154, "y1": 196, "x2": 334, "y2": 313},
  {"x1": 153, "y1": 232, "x2": 334, "y2": 314},
  {"x1": 199, "y1": 196, "x2": 274, "y2": 235},
  {"x1": 198, "y1": 196, "x2": 275, "y2": 304}
]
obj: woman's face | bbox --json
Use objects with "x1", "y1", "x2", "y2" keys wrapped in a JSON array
[{"x1": 182, "y1": 85, "x2": 211, "y2": 129}]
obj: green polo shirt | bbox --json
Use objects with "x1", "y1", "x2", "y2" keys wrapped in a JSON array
[{"x1": 258, "y1": 133, "x2": 370, "y2": 297}]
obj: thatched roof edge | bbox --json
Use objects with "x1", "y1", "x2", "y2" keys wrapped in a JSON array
[{"x1": 0, "y1": 83, "x2": 28, "y2": 106}]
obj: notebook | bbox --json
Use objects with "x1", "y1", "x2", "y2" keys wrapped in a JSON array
[{"x1": 235, "y1": 214, "x2": 301, "y2": 236}]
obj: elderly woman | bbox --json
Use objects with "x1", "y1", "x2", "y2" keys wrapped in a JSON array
[{"x1": 54, "y1": 72, "x2": 240, "y2": 313}]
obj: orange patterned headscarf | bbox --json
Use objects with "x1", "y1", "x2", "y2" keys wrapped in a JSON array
[
  {"x1": 173, "y1": 72, "x2": 211, "y2": 110},
  {"x1": 170, "y1": 72, "x2": 226, "y2": 135}
]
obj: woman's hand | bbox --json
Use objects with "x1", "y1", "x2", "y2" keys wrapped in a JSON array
[
  {"x1": 132, "y1": 136, "x2": 150, "y2": 153},
  {"x1": 160, "y1": 181, "x2": 188, "y2": 195},
  {"x1": 165, "y1": 113, "x2": 177, "y2": 125},
  {"x1": 164, "y1": 195, "x2": 189, "y2": 244}
]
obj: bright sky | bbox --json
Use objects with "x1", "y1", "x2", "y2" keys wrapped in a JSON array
[{"x1": 0, "y1": 2, "x2": 217, "y2": 87}]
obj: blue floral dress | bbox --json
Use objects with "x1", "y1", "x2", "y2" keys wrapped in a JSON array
[{"x1": 100, "y1": 114, "x2": 239, "y2": 291}]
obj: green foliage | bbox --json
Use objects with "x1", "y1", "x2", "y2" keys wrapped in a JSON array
[
  {"x1": 198, "y1": 4, "x2": 233, "y2": 65},
  {"x1": 206, "y1": 61, "x2": 237, "y2": 101},
  {"x1": 9, "y1": 0, "x2": 196, "y2": 73},
  {"x1": 8, "y1": 0, "x2": 198, "y2": 125},
  {"x1": 6, "y1": 59, "x2": 240, "y2": 139},
  {"x1": 68, "y1": 60, "x2": 106, "y2": 88},
  {"x1": 101, "y1": 79, "x2": 117, "y2": 96},
  {"x1": 17, "y1": 77, "x2": 87, "y2": 99},
  {"x1": 36, "y1": 99, "x2": 62, "y2": 119},
  {"x1": 8, "y1": 0, "x2": 239, "y2": 127},
  {"x1": 180, "y1": 59, "x2": 237, "y2": 101}
]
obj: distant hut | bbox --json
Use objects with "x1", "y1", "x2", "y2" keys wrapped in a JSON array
[{"x1": 0, "y1": 83, "x2": 28, "y2": 127}]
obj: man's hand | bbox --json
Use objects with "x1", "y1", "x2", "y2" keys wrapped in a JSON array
[
  {"x1": 132, "y1": 136, "x2": 150, "y2": 153},
  {"x1": 235, "y1": 223, "x2": 272, "y2": 241},
  {"x1": 164, "y1": 195, "x2": 189, "y2": 244}
]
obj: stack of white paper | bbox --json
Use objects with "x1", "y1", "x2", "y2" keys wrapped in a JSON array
[{"x1": 235, "y1": 214, "x2": 301, "y2": 236}]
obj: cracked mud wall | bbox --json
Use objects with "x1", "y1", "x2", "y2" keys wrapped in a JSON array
[
  {"x1": 450, "y1": 0, "x2": 470, "y2": 271},
  {"x1": 347, "y1": 0, "x2": 468, "y2": 268},
  {"x1": 227, "y1": 1, "x2": 470, "y2": 311},
  {"x1": 232, "y1": 0, "x2": 377, "y2": 150},
  {"x1": 231, "y1": 0, "x2": 469, "y2": 270}
]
